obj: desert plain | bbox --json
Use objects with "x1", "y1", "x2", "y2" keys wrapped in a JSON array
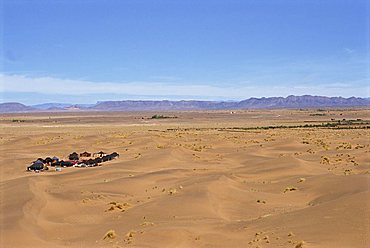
[{"x1": 0, "y1": 109, "x2": 369, "y2": 248}]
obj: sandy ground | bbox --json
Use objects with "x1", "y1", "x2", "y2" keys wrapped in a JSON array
[{"x1": 0, "y1": 109, "x2": 369, "y2": 248}]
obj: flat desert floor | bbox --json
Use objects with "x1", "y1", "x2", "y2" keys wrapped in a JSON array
[{"x1": 1, "y1": 109, "x2": 369, "y2": 248}]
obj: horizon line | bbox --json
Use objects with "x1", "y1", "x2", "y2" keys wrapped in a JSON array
[{"x1": 1, "y1": 94, "x2": 369, "y2": 106}]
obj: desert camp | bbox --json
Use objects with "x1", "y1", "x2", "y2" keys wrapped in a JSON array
[{"x1": 26, "y1": 151, "x2": 119, "y2": 172}]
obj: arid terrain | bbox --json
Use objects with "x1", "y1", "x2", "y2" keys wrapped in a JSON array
[{"x1": 1, "y1": 109, "x2": 369, "y2": 248}]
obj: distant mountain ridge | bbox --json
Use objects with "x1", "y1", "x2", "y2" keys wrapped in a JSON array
[
  {"x1": 91, "y1": 95, "x2": 370, "y2": 111},
  {"x1": 0, "y1": 102, "x2": 36, "y2": 113},
  {"x1": 1, "y1": 95, "x2": 369, "y2": 113}
]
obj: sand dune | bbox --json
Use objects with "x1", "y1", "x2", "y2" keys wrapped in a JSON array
[{"x1": 1, "y1": 109, "x2": 369, "y2": 247}]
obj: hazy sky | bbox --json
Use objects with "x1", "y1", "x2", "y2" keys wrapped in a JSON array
[{"x1": 1, "y1": 0, "x2": 369, "y2": 104}]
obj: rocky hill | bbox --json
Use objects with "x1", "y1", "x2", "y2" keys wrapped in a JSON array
[{"x1": 0, "y1": 102, "x2": 36, "y2": 113}]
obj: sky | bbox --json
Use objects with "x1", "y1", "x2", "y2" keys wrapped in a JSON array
[{"x1": 1, "y1": 0, "x2": 369, "y2": 104}]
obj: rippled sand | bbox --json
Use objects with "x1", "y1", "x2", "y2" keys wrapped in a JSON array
[{"x1": 1, "y1": 109, "x2": 369, "y2": 247}]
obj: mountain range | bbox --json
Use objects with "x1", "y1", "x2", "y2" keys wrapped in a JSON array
[{"x1": 1, "y1": 95, "x2": 369, "y2": 113}]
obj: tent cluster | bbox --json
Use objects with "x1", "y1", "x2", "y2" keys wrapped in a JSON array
[{"x1": 27, "y1": 152, "x2": 119, "y2": 172}]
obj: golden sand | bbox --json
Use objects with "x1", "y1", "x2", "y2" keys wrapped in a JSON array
[{"x1": 1, "y1": 109, "x2": 369, "y2": 247}]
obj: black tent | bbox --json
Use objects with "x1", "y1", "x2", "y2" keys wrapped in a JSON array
[
  {"x1": 111, "y1": 152, "x2": 119, "y2": 158},
  {"x1": 44, "y1": 157, "x2": 52, "y2": 164},
  {"x1": 61, "y1": 161, "x2": 73, "y2": 167},
  {"x1": 68, "y1": 152, "x2": 79, "y2": 160}
]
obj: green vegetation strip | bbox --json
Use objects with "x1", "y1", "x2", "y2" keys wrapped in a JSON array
[
  {"x1": 166, "y1": 119, "x2": 370, "y2": 132},
  {"x1": 151, "y1": 114, "x2": 177, "y2": 119}
]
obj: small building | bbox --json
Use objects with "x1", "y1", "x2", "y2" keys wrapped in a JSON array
[
  {"x1": 93, "y1": 151, "x2": 107, "y2": 158},
  {"x1": 80, "y1": 151, "x2": 91, "y2": 158}
]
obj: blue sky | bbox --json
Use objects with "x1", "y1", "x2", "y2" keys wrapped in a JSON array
[{"x1": 1, "y1": 0, "x2": 369, "y2": 104}]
